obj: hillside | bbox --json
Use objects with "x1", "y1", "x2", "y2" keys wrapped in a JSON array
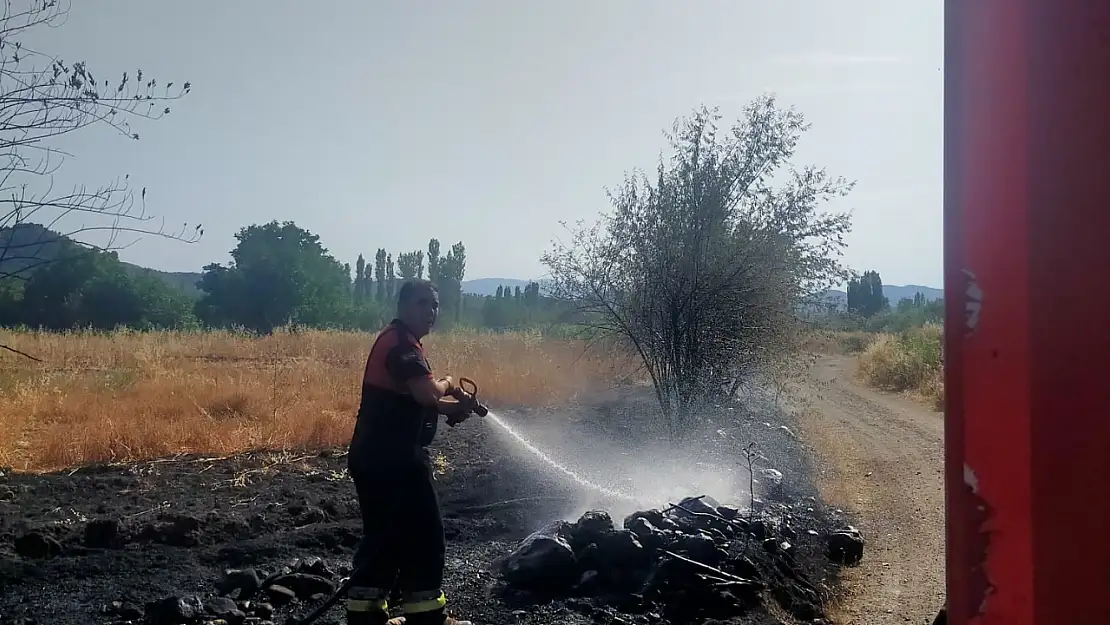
[
  {"x1": 0, "y1": 223, "x2": 70, "y2": 279},
  {"x1": 879, "y1": 284, "x2": 943, "y2": 302},
  {"x1": 0, "y1": 223, "x2": 204, "y2": 296}
]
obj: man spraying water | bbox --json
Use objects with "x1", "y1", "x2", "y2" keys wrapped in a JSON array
[{"x1": 346, "y1": 279, "x2": 482, "y2": 625}]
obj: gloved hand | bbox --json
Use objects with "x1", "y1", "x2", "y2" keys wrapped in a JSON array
[
  {"x1": 446, "y1": 409, "x2": 472, "y2": 427},
  {"x1": 448, "y1": 388, "x2": 473, "y2": 403},
  {"x1": 445, "y1": 390, "x2": 477, "y2": 427}
]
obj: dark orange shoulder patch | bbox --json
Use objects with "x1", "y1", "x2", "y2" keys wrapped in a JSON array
[{"x1": 362, "y1": 325, "x2": 408, "y2": 393}]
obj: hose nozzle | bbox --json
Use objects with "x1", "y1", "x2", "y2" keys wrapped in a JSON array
[{"x1": 446, "y1": 376, "x2": 488, "y2": 424}]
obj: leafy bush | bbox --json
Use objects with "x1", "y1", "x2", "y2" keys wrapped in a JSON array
[{"x1": 856, "y1": 323, "x2": 943, "y2": 408}]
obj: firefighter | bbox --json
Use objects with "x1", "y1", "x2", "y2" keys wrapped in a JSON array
[{"x1": 346, "y1": 279, "x2": 475, "y2": 625}]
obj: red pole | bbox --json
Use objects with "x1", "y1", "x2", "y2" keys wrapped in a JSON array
[{"x1": 944, "y1": 1, "x2": 1110, "y2": 624}]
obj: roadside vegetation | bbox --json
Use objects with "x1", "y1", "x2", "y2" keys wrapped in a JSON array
[
  {"x1": 856, "y1": 324, "x2": 944, "y2": 409},
  {"x1": 817, "y1": 271, "x2": 945, "y2": 409}
]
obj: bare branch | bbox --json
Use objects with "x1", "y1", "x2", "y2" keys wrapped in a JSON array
[
  {"x1": 0, "y1": 0, "x2": 200, "y2": 276},
  {"x1": 0, "y1": 341, "x2": 40, "y2": 361}
]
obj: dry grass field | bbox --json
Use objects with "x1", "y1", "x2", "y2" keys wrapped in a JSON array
[
  {"x1": 0, "y1": 323, "x2": 945, "y2": 472},
  {"x1": 0, "y1": 328, "x2": 632, "y2": 472}
]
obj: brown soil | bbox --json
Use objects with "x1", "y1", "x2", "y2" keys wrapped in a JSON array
[{"x1": 793, "y1": 355, "x2": 945, "y2": 624}]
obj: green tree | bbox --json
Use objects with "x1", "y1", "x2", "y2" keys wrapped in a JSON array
[
  {"x1": 875, "y1": 292, "x2": 944, "y2": 332},
  {"x1": 895, "y1": 293, "x2": 927, "y2": 314},
  {"x1": 524, "y1": 281, "x2": 541, "y2": 308},
  {"x1": 397, "y1": 250, "x2": 425, "y2": 280},
  {"x1": 482, "y1": 294, "x2": 511, "y2": 330},
  {"x1": 440, "y1": 242, "x2": 466, "y2": 321},
  {"x1": 355, "y1": 253, "x2": 367, "y2": 301},
  {"x1": 847, "y1": 270, "x2": 888, "y2": 317},
  {"x1": 19, "y1": 247, "x2": 120, "y2": 329},
  {"x1": 18, "y1": 244, "x2": 195, "y2": 330},
  {"x1": 195, "y1": 221, "x2": 349, "y2": 333},
  {"x1": 0, "y1": 277, "x2": 22, "y2": 326},
  {"x1": 923, "y1": 297, "x2": 944, "y2": 321},
  {"x1": 386, "y1": 253, "x2": 397, "y2": 301},
  {"x1": 542, "y1": 97, "x2": 853, "y2": 438},
  {"x1": 427, "y1": 239, "x2": 441, "y2": 284},
  {"x1": 126, "y1": 273, "x2": 198, "y2": 329},
  {"x1": 374, "y1": 248, "x2": 387, "y2": 302}
]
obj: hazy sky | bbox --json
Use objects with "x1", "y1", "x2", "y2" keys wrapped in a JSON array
[{"x1": 23, "y1": 1, "x2": 942, "y2": 286}]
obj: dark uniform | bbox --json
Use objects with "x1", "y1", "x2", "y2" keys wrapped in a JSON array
[{"x1": 347, "y1": 318, "x2": 449, "y2": 625}]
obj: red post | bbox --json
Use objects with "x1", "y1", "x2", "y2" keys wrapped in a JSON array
[{"x1": 944, "y1": 1, "x2": 1110, "y2": 623}]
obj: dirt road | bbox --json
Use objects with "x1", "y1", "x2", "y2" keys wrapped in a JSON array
[{"x1": 795, "y1": 355, "x2": 945, "y2": 624}]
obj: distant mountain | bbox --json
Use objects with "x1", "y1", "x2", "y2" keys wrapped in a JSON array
[
  {"x1": 880, "y1": 284, "x2": 943, "y2": 303},
  {"x1": 0, "y1": 223, "x2": 69, "y2": 279},
  {"x1": 0, "y1": 223, "x2": 205, "y2": 295},
  {"x1": 461, "y1": 278, "x2": 532, "y2": 297}
]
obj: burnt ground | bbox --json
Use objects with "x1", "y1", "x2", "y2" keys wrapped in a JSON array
[{"x1": 0, "y1": 385, "x2": 855, "y2": 625}]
